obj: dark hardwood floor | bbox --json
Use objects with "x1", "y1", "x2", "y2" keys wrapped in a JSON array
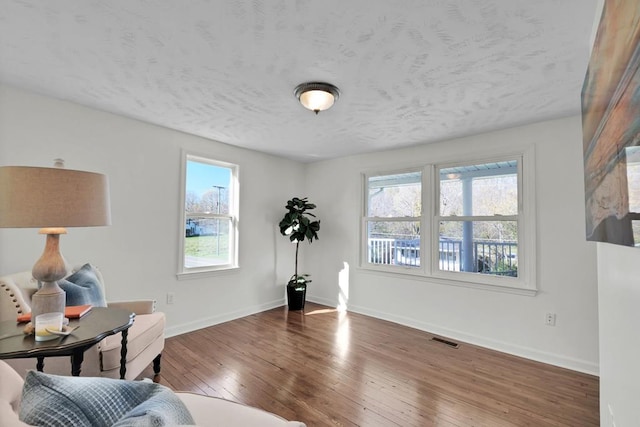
[{"x1": 142, "y1": 302, "x2": 599, "y2": 426}]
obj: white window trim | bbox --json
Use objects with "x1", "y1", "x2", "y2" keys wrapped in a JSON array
[
  {"x1": 359, "y1": 147, "x2": 537, "y2": 295},
  {"x1": 177, "y1": 151, "x2": 240, "y2": 279}
]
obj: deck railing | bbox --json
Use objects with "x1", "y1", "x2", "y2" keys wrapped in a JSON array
[{"x1": 368, "y1": 237, "x2": 518, "y2": 276}]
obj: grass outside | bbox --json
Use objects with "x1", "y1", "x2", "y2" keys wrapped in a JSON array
[{"x1": 185, "y1": 235, "x2": 228, "y2": 260}]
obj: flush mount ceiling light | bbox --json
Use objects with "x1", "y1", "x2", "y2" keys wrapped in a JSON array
[{"x1": 294, "y1": 82, "x2": 340, "y2": 114}]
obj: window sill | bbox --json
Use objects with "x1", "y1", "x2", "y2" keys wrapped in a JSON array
[
  {"x1": 176, "y1": 265, "x2": 239, "y2": 281},
  {"x1": 357, "y1": 266, "x2": 537, "y2": 296}
]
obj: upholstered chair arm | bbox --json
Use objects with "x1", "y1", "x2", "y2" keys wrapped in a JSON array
[
  {"x1": 107, "y1": 299, "x2": 156, "y2": 315},
  {"x1": 0, "y1": 272, "x2": 37, "y2": 322},
  {"x1": 0, "y1": 361, "x2": 30, "y2": 427}
]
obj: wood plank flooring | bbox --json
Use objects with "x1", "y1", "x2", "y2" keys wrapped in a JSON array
[{"x1": 143, "y1": 302, "x2": 599, "y2": 426}]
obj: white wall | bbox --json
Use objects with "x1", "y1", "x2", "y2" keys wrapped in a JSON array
[
  {"x1": 0, "y1": 84, "x2": 305, "y2": 336},
  {"x1": 305, "y1": 116, "x2": 600, "y2": 374},
  {"x1": 597, "y1": 243, "x2": 640, "y2": 426}
]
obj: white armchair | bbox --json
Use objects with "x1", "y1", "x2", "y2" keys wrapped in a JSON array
[
  {"x1": 0, "y1": 264, "x2": 165, "y2": 380},
  {"x1": 0, "y1": 360, "x2": 306, "y2": 427}
]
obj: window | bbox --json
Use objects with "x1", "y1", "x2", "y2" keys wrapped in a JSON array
[
  {"x1": 436, "y1": 160, "x2": 518, "y2": 277},
  {"x1": 363, "y1": 152, "x2": 536, "y2": 294},
  {"x1": 178, "y1": 153, "x2": 239, "y2": 276},
  {"x1": 366, "y1": 171, "x2": 422, "y2": 267}
]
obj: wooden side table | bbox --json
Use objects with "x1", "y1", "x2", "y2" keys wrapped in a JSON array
[{"x1": 0, "y1": 307, "x2": 134, "y2": 379}]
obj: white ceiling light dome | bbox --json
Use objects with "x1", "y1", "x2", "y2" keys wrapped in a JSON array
[{"x1": 294, "y1": 82, "x2": 340, "y2": 114}]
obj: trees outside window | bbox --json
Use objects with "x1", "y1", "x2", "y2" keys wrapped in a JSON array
[
  {"x1": 437, "y1": 160, "x2": 518, "y2": 277},
  {"x1": 366, "y1": 171, "x2": 422, "y2": 267}
]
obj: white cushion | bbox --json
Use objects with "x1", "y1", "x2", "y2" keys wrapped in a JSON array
[
  {"x1": 0, "y1": 361, "x2": 30, "y2": 427},
  {"x1": 0, "y1": 361, "x2": 306, "y2": 427},
  {"x1": 177, "y1": 393, "x2": 306, "y2": 427}
]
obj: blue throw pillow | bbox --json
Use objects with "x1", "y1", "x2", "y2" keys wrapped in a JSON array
[
  {"x1": 19, "y1": 371, "x2": 195, "y2": 427},
  {"x1": 58, "y1": 263, "x2": 107, "y2": 307}
]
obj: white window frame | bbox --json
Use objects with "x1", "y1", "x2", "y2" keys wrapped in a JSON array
[
  {"x1": 362, "y1": 168, "x2": 425, "y2": 276},
  {"x1": 361, "y1": 148, "x2": 536, "y2": 295},
  {"x1": 177, "y1": 152, "x2": 239, "y2": 279}
]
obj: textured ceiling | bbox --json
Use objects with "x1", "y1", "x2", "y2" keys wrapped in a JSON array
[{"x1": 0, "y1": 0, "x2": 598, "y2": 162}]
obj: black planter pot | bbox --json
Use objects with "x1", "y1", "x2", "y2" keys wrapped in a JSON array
[{"x1": 287, "y1": 285, "x2": 306, "y2": 310}]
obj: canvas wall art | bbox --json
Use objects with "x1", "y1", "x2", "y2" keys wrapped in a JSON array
[{"x1": 582, "y1": 0, "x2": 640, "y2": 246}]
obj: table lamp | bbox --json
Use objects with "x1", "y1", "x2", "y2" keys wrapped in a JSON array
[{"x1": 0, "y1": 160, "x2": 111, "y2": 319}]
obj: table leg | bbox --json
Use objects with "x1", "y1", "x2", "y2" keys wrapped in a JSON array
[
  {"x1": 70, "y1": 349, "x2": 84, "y2": 376},
  {"x1": 119, "y1": 329, "x2": 128, "y2": 379},
  {"x1": 153, "y1": 353, "x2": 161, "y2": 375},
  {"x1": 36, "y1": 357, "x2": 44, "y2": 372}
]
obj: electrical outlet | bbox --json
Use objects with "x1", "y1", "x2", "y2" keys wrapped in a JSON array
[
  {"x1": 166, "y1": 292, "x2": 175, "y2": 305},
  {"x1": 545, "y1": 313, "x2": 556, "y2": 326}
]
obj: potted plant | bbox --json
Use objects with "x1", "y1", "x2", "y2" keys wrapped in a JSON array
[{"x1": 279, "y1": 197, "x2": 320, "y2": 310}]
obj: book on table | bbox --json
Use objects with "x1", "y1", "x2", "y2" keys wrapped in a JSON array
[{"x1": 16, "y1": 305, "x2": 92, "y2": 323}]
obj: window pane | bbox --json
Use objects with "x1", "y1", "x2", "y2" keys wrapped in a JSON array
[
  {"x1": 368, "y1": 172, "x2": 421, "y2": 217},
  {"x1": 367, "y1": 221, "x2": 420, "y2": 267},
  {"x1": 440, "y1": 161, "x2": 517, "y2": 216},
  {"x1": 438, "y1": 221, "x2": 518, "y2": 277},
  {"x1": 184, "y1": 217, "x2": 230, "y2": 268},
  {"x1": 186, "y1": 160, "x2": 231, "y2": 215}
]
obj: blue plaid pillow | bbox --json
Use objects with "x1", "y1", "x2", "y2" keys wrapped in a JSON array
[{"x1": 19, "y1": 371, "x2": 195, "y2": 427}]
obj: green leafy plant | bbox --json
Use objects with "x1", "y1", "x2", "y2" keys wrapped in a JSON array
[{"x1": 279, "y1": 197, "x2": 320, "y2": 289}]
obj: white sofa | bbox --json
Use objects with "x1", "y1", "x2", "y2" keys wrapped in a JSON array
[
  {"x1": 0, "y1": 264, "x2": 164, "y2": 380},
  {"x1": 0, "y1": 360, "x2": 306, "y2": 426}
]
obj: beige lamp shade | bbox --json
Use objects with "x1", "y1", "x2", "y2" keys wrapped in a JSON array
[{"x1": 0, "y1": 166, "x2": 111, "y2": 228}]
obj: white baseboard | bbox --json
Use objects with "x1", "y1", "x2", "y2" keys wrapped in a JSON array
[
  {"x1": 164, "y1": 298, "x2": 285, "y2": 338},
  {"x1": 306, "y1": 295, "x2": 599, "y2": 376},
  {"x1": 306, "y1": 295, "x2": 336, "y2": 307}
]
